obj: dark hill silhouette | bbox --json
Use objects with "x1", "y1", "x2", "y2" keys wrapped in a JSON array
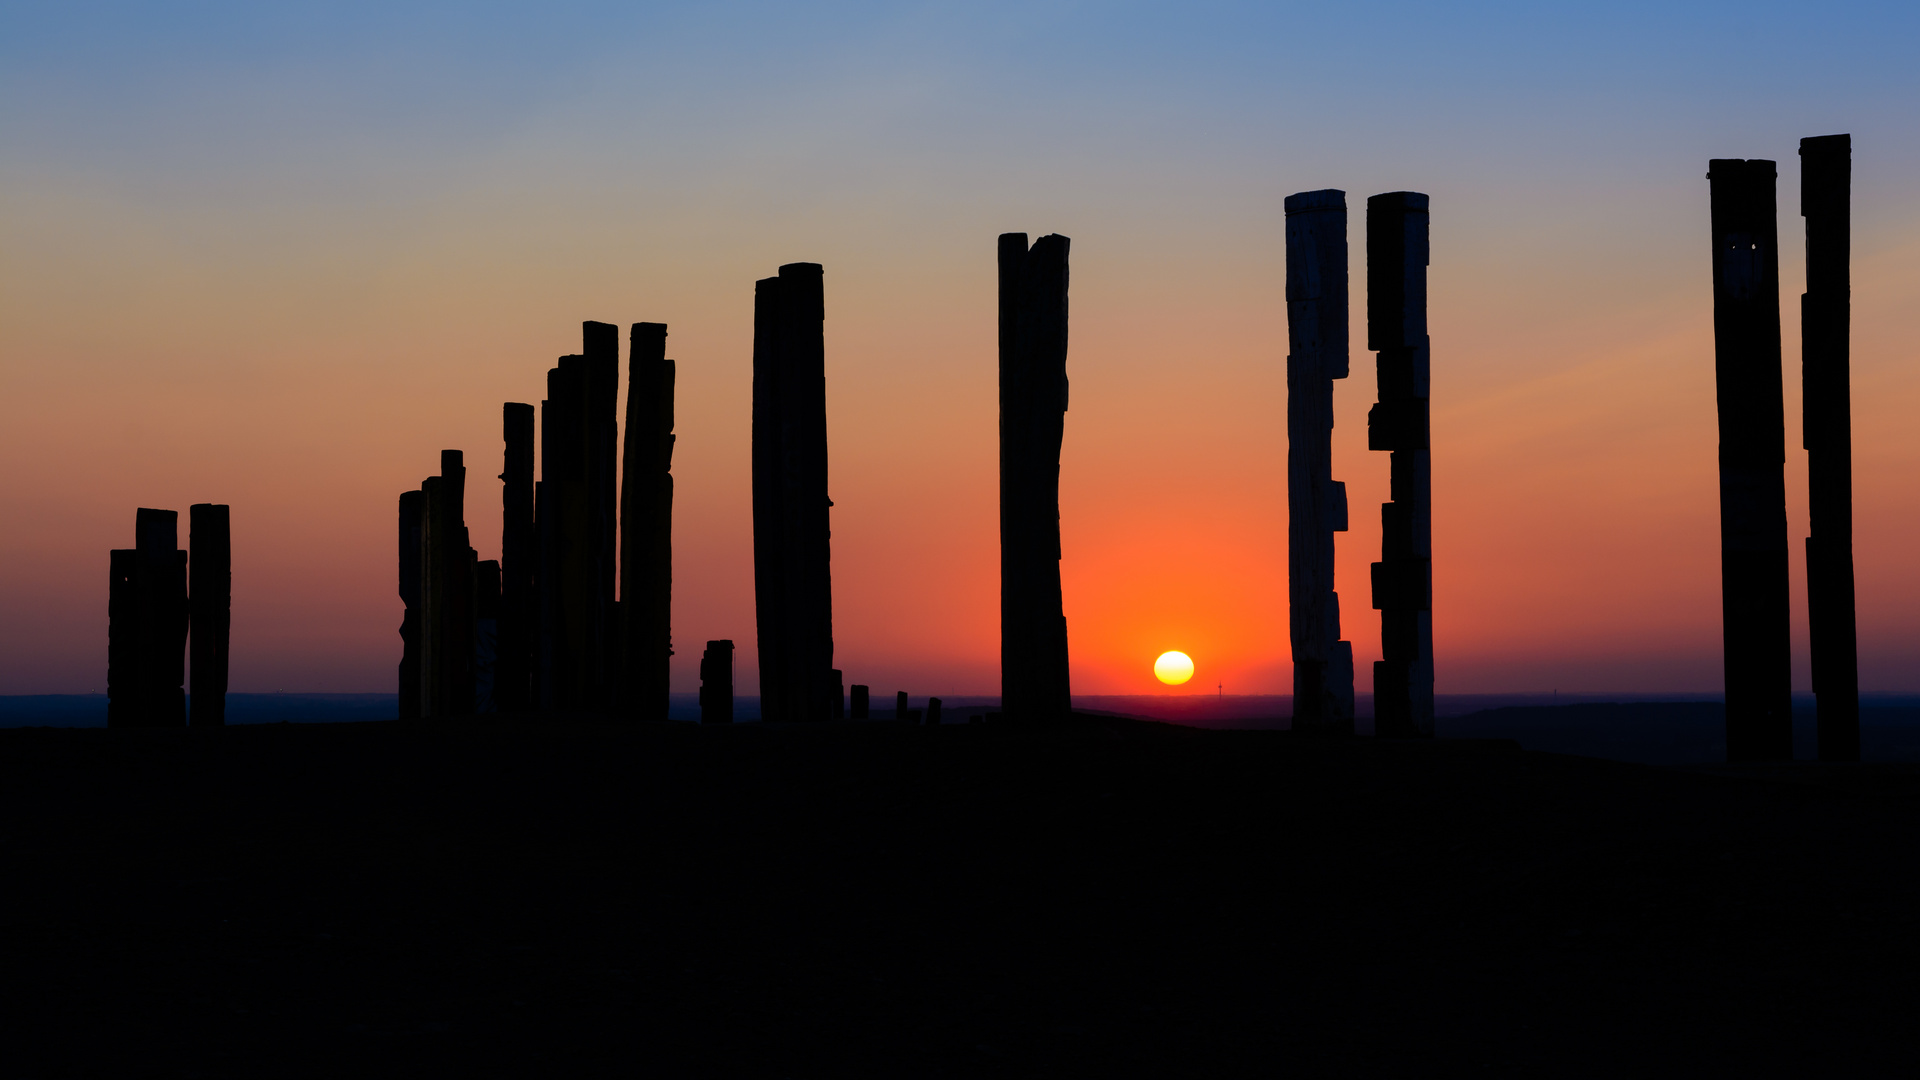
[{"x1": 3, "y1": 719, "x2": 1918, "y2": 1074}]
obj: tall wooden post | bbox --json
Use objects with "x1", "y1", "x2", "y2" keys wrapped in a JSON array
[
  {"x1": 499, "y1": 402, "x2": 535, "y2": 713},
  {"x1": 585, "y1": 322, "x2": 620, "y2": 712},
  {"x1": 107, "y1": 549, "x2": 137, "y2": 727},
  {"x1": 998, "y1": 232, "x2": 1073, "y2": 721},
  {"x1": 536, "y1": 386, "x2": 557, "y2": 711},
  {"x1": 751, "y1": 263, "x2": 835, "y2": 723},
  {"x1": 699, "y1": 640, "x2": 733, "y2": 724},
  {"x1": 398, "y1": 490, "x2": 424, "y2": 719},
  {"x1": 621, "y1": 322, "x2": 675, "y2": 721},
  {"x1": 422, "y1": 450, "x2": 475, "y2": 717},
  {"x1": 1367, "y1": 193, "x2": 1434, "y2": 739},
  {"x1": 1285, "y1": 190, "x2": 1355, "y2": 733},
  {"x1": 1708, "y1": 159, "x2": 1793, "y2": 761},
  {"x1": 1801, "y1": 135, "x2": 1860, "y2": 762},
  {"x1": 544, "y1": 354, "x2": 592, "y2": 713},
  {"x1": 188, "y1": 503, "x2": 230, "y2": 727}
]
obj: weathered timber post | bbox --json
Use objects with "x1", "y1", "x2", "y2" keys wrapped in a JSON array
[
  {"x1": 1285, "y1": 190, "x2": 1356, "y2": 733},
  {"x1": 850, "y1": 684, "x2": 869, "y2": 720},
  {"x1": 699, "y1": 640, "x2": 734, "y2": 724},
  {"x1": 751, "y1": 263, "x2": 836, "y2": 722},
  {"x1": 398, "y1": 490, "x2": 424, "y2": 719},
  {"x1": 107, "y1": 549, "x2": 137, "y2": 727},
  {"x1": 585, "y1": 322, "x2": 621, "y2": 713},
  {"x1": 188, "y1": 503, "x2": 230, "y2": 727},
  {"x1": 129, "y1": 509, "x2": 188, "y2": 727},
  {"x1": 1366, "y1": 192, "x2": 1434, "y2": 739},
  {"x1": 544, "y1": 354, "x2": 593, "y2": 712},
  {"x1": 499, "y1": 402, "x2": 535, "y2": 713},
  {"x1": 999, "y1": 232, "x2": 1073, "y2": 722},
  {"x1": 476, "y1": 559, "x2": 501, "y2": 713},
  {"x1": 1801, "y1": 135, "x2": 1860, "y2": 762},
  {"x1": 535, "y1": 399, "x2": 557, "y2": 711},
  {"x1": 1708, "y1": 159, "x2": 1793, "y2": 761},
  {"x1": 422, "y1": 451, "x2": 476, "y2": 717},
  {"x1": 620, "y1": 322, "x2": 675, "y2": 721}
]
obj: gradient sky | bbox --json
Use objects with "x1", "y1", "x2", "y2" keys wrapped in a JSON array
[{"x1": 3, "y1": 1, "x2": 1918, "y2": 697}]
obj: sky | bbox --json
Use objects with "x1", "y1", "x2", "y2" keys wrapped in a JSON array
[{"x1": 2, "y1": 0, "x2": 1918, "y2": 697}]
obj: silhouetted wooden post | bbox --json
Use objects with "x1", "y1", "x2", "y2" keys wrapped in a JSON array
[
  {"x1": 107, "y1": 549, "x2": 137, "y2": 727},
  {"x1": 499, "y1": 402, "x2": 535, "y2": 713},
  {"x1": 585, "y1": 322, "x2": 620, "y2": 712},
  {"x1": 133, "y1": 509, "x2": 188, "y2": 726},
  {"x1": 621, "y1": 322, "x2": 675, "y2": 721},
  {"x1": 699, "y1": 640, "x2": 734, "y2": 724},
  {"x1": 1708, "y1": 159, "x2": 1793, "y2": 761},
  {"x1": 999, "y1": 232, "x2": 1073, "y2": 722},
  {"x1": 926, "y1": 697, "x2": 942, "y2": 725},
  {"x1": 1367, "y1": 193, "x2": 1434, "y2": 739},
  {"x1": 398, "y1": 490, "x2": 424, "y2": 719},
  {"x1": 896, "y1": 691, "x2": 909, "y2": 721},
  {"x1": 544, "y1": 354, "x2": 593, "y2": 712},
  {"x1": 422, "y1": 451, "x2": 476, "y2": 717},
  {"x1": 535, "y1": 409, "x2": 556, "y2": 712},
  {"x1": 751, "y1": 263, "x2": 836, "y2": 722},
  {"x1": 188, "y1": 503, "x2": 230, "y2": 727},
  {"x1": 850, "y1": 684, "x2": 869, "y2": 720},
  {"x1": 1801, "y1": 135, "x2": 1860, "y2": 763},
  {"x1": 476, "y1": 559, "x2": 501, "y2": 713},
  {"x1": 1285, "y1": 190, "x2": 1356, "y2": 733}
]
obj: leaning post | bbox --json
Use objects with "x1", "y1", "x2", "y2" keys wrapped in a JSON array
[
  {"x1": 1800, "y1": 134, "x2": 1860, "y2": 762},
  {"x1": 1708, "y1": 158, "x2": 1793, "y2": 761},
  {"x1": 1366, "y1": 192, "x2": 1434, "y2": 738}
]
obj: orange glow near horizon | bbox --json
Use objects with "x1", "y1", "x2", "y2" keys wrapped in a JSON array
[{"x1": 3, "y1": 162, "x2": 1919, "y2": 698}]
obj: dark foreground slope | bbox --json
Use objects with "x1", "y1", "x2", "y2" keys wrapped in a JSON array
[{"x1": 3, "y1": 720, "x2": 1917, "y2": 1077}]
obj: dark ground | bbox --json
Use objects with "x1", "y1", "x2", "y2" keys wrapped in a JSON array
[{"x1": 3, "y1": 718, "x2": 1918, "y2": 1077}]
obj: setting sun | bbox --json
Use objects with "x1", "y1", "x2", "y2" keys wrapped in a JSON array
[{"x1": 1153, "y1": 651, "x2": 1195, "y2": 685}]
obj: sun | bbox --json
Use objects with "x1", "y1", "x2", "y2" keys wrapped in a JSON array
[{"x1": 1153, "y1": 651, "x2": 1195, "y2": 686}]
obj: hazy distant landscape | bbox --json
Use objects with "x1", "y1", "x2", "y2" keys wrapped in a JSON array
[{"x1": 9, "y1": 693, "x2": 1919, "y2": 766}]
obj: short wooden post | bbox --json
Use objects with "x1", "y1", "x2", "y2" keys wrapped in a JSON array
[
  {"x1": 699, "y1": 640, "x2": 734, "y2": 724},
  {"x1": 188, "y1": 503, "x2": 230, "y2": 727}
]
